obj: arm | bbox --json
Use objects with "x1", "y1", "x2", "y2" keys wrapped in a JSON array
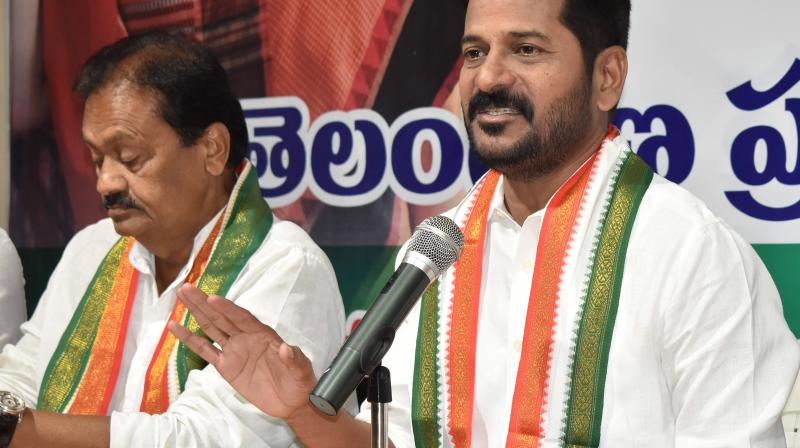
[
  {"x1": 1, "y1": 311, "x2": 109, "y2": 448},
  {"x1": 107, "y1": 235, "x2": 361, "y2": 446},
  {"x1": 663, "y1": 220, "x2": 800, "y2": 446},
  {"x1": 10, "y1": 412, "x2": 108, "y2": 448},
  {"x1": 0, "y1": 224, "x2": 117, "y2": 447},
  {"x1": 1, "y1": 283, "x2": 364, "y2": 448},
  {"x1": 169, "y1": 284, "x2": 380, "y2": 448}
]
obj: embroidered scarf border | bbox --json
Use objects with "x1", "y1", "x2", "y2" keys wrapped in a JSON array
[
  {"x1": 39, "y1": 162, "x2": 272, "y2": 415},
  {"x1": 562, "y1": 153, "x2": 653, "y2": 447},
  {"x1": 411, "y1": 131, "x2": 654, "y2": 447}
]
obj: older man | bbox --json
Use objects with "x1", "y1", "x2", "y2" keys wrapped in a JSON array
[
  {"x1": 171, "y1": 0, "x2": 800, "y2": 447},
  {"x1": 0, "y1": 32, "x2": 345, "y2": 447}
]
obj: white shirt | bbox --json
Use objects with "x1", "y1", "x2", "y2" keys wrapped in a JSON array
[
  {"x1": 359, "y1": 173, "x2": 800, "y2": 447},
  {"x1": 0, "y1": 228, "x2": 26, "y2": 348},
  {"x1": 782, "y1": 350, "x2": 800, "y2": 447},
  {"x1": 0, "y1": 214, "x2": 346, "y2": 447}
]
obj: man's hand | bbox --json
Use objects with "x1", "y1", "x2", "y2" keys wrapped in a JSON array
[
  {"x1": 168, "y1": 283, "x2": 315, "y2": 419},
  {"x1": 169, "y1": 283, "x2": 378, "y2": 448}
]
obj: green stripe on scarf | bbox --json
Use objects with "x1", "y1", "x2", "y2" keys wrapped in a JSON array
[
  {"x1": 563, "y1": 154, "x2": 653, "y2": 447},
  {"x1": 412, "y1": 281, "x2": 442, "y2": 447},
  {"x1": 177, "y1": 168, "x2": 273, "y2": 392},
  {"x1": 40, "y1": 164, "x2": 273, "y2": 410},
  {"x1": 38, "y1": 238, "x2": 130, "y2": 411},
  {"x1": 177, "y1": 168, "x2": 273, "y2": 390}
]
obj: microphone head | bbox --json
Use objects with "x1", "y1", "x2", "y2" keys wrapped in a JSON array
[{"x1": 406, "y1": 215, "x2": 464, "y2": 275}]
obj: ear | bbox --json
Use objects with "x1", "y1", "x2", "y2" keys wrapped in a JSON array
[
  {"x1": 592, "y1": 46, "x2": 628, "y2": 113},
  {"x1": 199, "y1": 122, "x2": 231, "y2": 176}
]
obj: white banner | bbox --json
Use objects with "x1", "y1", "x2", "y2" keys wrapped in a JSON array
[{"x1": 621, "y1": 0, "x2": 800, "y2": 243}]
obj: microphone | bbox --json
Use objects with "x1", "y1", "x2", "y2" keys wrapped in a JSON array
[{"x1": 309, "y1": 215, "x2": 464, "y2": 416}]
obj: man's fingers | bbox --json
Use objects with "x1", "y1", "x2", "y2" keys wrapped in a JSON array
[
  {"x1": 177, "y1": 284, "x2": 238, "y2": 344},
  {"x1": 262, "y1": 342, "x2": 316, "y2": 399},
  {"x1": 168, "y1": 320, "x2": 221, "y2": 365},
  {"x1": 278, "y1": 343, "x2": 315, "y2": 382}
]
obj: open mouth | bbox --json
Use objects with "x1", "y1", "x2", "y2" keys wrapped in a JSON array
[{"x1": 479, "y1": 107, "x2": 520, "y2": 116}]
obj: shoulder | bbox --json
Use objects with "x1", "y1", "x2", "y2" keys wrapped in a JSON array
[
  {"x1": 32, "y1": 219, "x2": 124, "y2": 318},
  {"x1": 260, "y1": 218, "x2": 334, "y2": 270},
  {"x1": 65, "y1": 218, "x2": 122, "y2": 251},
  {"x1": 634, "y1": 174, "x2": 721, "y2": 239},
  {"x1": 627, "y1": 174, "x2": 771, "y2": 299},
  {"x1": 631, "y1": 174, "x2": 753, "y2": 257},
  {"x1": 265, "y1": 218, "x2": 328, "y2": 254},
  {"x1": 236, "y1": 217, "x2": 338, "y2": 290},
  {"x1": 55, "y1": 219, "x2": 124, "y2": 277}
]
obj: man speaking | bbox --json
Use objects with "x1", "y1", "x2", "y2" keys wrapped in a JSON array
[
  {"x1": 171, "y1": 0, "x2": 800, "y2": 446},
  {"x1": 0, "y1": 32, "x2": 346, "y2": 447}
]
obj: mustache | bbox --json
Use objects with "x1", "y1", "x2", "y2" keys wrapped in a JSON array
[
  {"x1": 467, "y1": 88, "x2": 534, "y2": 123},
  {"x1": 102, "y1": 193, "x2": 139, "y2": 210}
]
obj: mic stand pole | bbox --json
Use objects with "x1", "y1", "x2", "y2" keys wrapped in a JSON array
[{"x1": 368, "y1": 365, "x2": 392, "y2": 448}]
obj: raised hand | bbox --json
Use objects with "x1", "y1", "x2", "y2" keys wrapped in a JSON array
[{"x1": 168, "y1": 283, "x2": 317, "y2": 419}]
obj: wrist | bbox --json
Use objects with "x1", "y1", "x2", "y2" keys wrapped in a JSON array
[
  {"x1": 284, "y1": 401, "x2": 370, "y2": 448},
  {"x1": 284, "y1": 400, "x2": 330, "y2": 428},
  {"x1": 0, "y1": 391, "x2": 26, "y2": 448}
]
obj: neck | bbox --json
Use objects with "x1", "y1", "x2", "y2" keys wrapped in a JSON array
[
  {"x1": 147, "y1": 173, "x2": 234, "y2": 294},
  {"x1": 502, "y1": 126, "x2": 607, "y2": 225},
  {"x1": 154, "y1": 254, "x2": 192, "y2": 295}
]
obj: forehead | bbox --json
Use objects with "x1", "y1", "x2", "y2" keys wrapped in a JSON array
[
  {"x1": 84, "y1": 82, "x2": 160, "y2": 118},
  {"x1": 82, "y1": 83, "x2": 167, "y2": 144},
  {"x1": 464, "y1": 0, "x2": 566, "y2": 39}
]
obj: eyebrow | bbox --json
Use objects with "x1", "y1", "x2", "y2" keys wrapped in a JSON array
[
  {"x1": 509, "y1": 30, "x2": 550, "y2": 41},
  {"x1": 461, "y1": 30, "x2": 551, "y2": 45}
]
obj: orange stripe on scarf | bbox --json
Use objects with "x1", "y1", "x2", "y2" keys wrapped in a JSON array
[
  {"x1": 505, "y1": 151, "x2": 598, "y2": 446},
  {"x1": 446, "y1": 171, "x2": 499, "y2": 448},
  {"x1": 139, "y1": 217, "x2": 223, "y2": 414},
  {"x1": 69, "y1": 239, "x2": 138, "y2": 415}
]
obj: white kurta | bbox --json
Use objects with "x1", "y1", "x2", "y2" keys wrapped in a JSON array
[
  {"x1": 0, "y1": 228, "x2": 26, "y2": 348},
  {"x1": 358, "y1": 144, "x2": 800, "y2": 447},
  {"x1": 0, "y1": 213, "x2": 346, "y2": 447}
]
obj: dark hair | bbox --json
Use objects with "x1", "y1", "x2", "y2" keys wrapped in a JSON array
[
  {"x1": 560, "y1": 0, "x2": 631, "y2": 78},
  {"x1": 75, "y1": 31, "x2": 248, "y2": 168}
]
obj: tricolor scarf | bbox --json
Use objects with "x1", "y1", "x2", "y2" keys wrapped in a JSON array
[
  {"x1": 38, "y1": 161, "x2": 273, "y2": 416},
  {"x1": 411, "y1": 127, "x2": 654, "y2": 447}
]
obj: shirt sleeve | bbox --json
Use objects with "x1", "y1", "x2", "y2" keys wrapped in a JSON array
[
  {"x1": 662, "y1": 219, "x2": 800, "y2": 447},
  {"x1": 0, "y1": 222, "x2": 114, "y2": 408},
  {"x1": 0, "y1": 229, "x2": 26, "y2": 347},
  {"x1": 0, "y1": 321, "x2": 42, "y2": 407},
  {"x1": 110, "y1": 233, "x2": 348, "y2": 447}
]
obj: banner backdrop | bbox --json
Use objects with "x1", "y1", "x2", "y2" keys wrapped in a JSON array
[{"x1": 9, "y1": 1, "x2": 800, "y2": 335}]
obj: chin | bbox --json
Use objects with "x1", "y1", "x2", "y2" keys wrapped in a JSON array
[
  {"x1": 472, "y1": 120, "x2": 528, "y2": 145},
  {"x1": 111, "y1": 223, "x2": 135, "y2": 238},
  {"x1": 471, "y1": 136, "x2": 522, "y2": 160},
  {"x1": 109, "y1": 217, "x2": 146, "y2": 239}
]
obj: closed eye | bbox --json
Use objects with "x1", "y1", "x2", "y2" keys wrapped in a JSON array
[{"x1": 121, "y1": 157, "x2": 142, "y2": 172}]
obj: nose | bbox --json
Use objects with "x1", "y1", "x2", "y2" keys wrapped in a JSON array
[
  {"x1": 96, "y1": 159, "x2": 128, "y2": 198},
  {"x1": 473, "y1": 51, "x2": 515, "y2": 94}
]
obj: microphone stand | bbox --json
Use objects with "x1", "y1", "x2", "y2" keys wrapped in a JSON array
[{"x1": 368, "y1": 365, "x2": 392, "y2": 448}]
